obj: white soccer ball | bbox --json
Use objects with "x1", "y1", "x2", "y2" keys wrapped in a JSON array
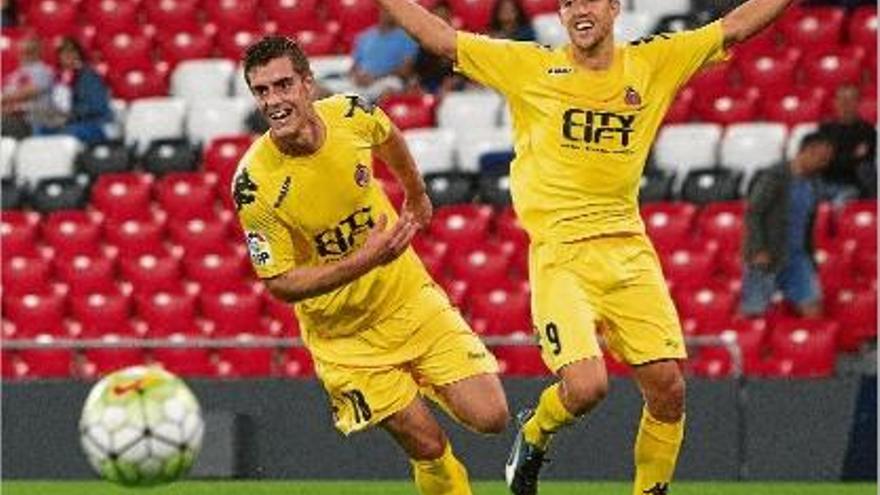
[{"x1": 79, "y1": 365, "x2": 205, "y2": 486}]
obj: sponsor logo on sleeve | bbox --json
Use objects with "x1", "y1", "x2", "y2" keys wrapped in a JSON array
[{"x1": 246, "y1": 231, "x2": 273, "y2": 266}]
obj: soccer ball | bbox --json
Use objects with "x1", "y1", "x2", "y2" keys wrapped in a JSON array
[{"x1": 79, "y1": 365, "x2": 205, "y2": 486}]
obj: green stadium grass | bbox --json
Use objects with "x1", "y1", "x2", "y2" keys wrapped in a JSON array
[{"x1": 1, "y1": 481, "x2": 875, "y2": 495}]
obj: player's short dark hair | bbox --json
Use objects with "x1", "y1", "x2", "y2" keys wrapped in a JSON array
[
  {"x1": 799, "y1": 131, "x2": 835, "y2": 152},
  {"x1": 243, "y1": 35, "x2": 311, "y2": 87}
]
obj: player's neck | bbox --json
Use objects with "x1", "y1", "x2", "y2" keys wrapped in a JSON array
[
  {"x1": 271, "y1": 113, "x2": 326, "y2": 157},
  {"x1": 569, "y1": 37, "x2": 615, "y2": 71}
]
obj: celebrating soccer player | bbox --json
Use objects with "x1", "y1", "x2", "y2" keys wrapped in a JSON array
[
  {"x1": 233, "y1": 36, "x2": 509, "y2": 495},
  {"x1": 373, "y1": 0, "x2": 798, "y2": 494}
]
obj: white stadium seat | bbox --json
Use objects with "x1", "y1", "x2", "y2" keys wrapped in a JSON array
[
  {"x1": 309, "y1": 55, "x2": 354, "y2": 83},
  {"x1": 437, "y1": 90, "x2": 503, "y2": 130},
  {"x1": 720, "y1": 123, "x2": 788, "y2": 186},
  {"x1": 653, "y1": 123, "x2": 723, "y2": 178},
  {"x1": 1, "y1": 136, "x2": 18, "y2": 178},
  {"x1": 171, "y1": 59, "x2": 235, "y2": 104},
  {"x1": 14, "y1": 135, "x2": 82, "y2": 183},
  {"x1": 125, "y1": 97, "x2": 187, "y2": 152},
  {"x1": 786, "y1": 122, "x2": 819, "y2": 160},
  {"x1": 533, "y1": 13, "x2": 567, "y2": 47},
  {"x1": 404, "y1": 128, "x2": 457, "y2": 175},
  {"x1": 455, "y1": 128, "x2": 514, "y2": 173},
  {"x1": 186, "y1": 98, "x2": 253, "y2": 145},
  {"x1": 614, "y1": 11, "x2": 656, "y2": 42},
  {"x1": 631, "y1": 0, "x2": 691, "y2": 20}
]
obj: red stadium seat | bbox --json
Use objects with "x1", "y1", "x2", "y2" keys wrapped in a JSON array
[
  {"x1": 2, "y1": 256, "x2": 51, "y2": 296},
  {"x1": 26, "y1": 0, "x2": 78, "y2": 37},
  {"x1": 521, "y1": 0, "x2": 559, "y2": 17},
  {"x1": 85, "y1": 0, "x2": 140, "y2": 36},
  {"x1": 859, "y1": 93, "x2": 877, "y2": 124},
  {"x1": 696, "y1": 201, "x2": 745, "y2": 254},
  {"x1": 135, "y1": 290, "x2": 202, "y2": 337},
  {"x1": 641, "y1": 202, "x2": 697, "y2": 252},
  {"x1": 492, "y1": 345, "x2": 547, "y2": 376},
  {"x1": 494, "y1": 206, "x2": 528, "y2": 250},
  {"x1": 379, "y1": 93, "x2": 437, "y2": 130},
  {"x1": 70, "y1": 292, "x2": 134, "y2": 338},
  {"x1": 143, "y1": 0, "x2": 202, "y2": 35},
  {"x1": 829, "y1": 287, "x2": 877, "y2": 352},
  {"x1": 17, "y1": 345, "x2": 75, "y2": 379},
  {"x1": 91, "y1": 173, "x2": 155, "y2": 221},
  {"x1": 55, "y1": 254, "x2": 118, "y2": 296},
  {"x1": 1, "y1": 211, "x2": 41, "y2": 258},
  {"x1": 760, "y1": 87, "x2": 826, "y2": 127},
  {"x1": 802, "y1": 45, "x2": 865, "y2": 92},
  {"x1": 156, "y1": 30, "x2": 216, "y2": 68},
  {"x1": 263, "y1": 0, "x2": 323, "y2": 31},
  {"x1": 429, "y1": 204, "x2": 493, "y2": 255},
  {"x1": 449, "y1": 0, "x2": 494, "y2": 31},
  {"x1": 695, "y1": 87, "x2": 760, "y2": 125},
  {"x1": 847, "y1": 6, "x2": 877, "y2": 52},
  {"x1": 686, "y1": 62, "x2": 734, "y2": 95},
  {"x1": 217, "y1": 346, "x2": 274, "y2": 377},
  {"x1": 82, "y1": 346, "x2": 148, "y2": 378},
  {"x1": 155, "y1": 172, "x2": 218, "y2": 221},
  {"x1": 107, "y1": 66, "x2": 170, "y2": 101},
  {"x1": 204, "y1": 0, "x2": 260, "y2": 33},
  {"x1": 200, "y1": 289, "x2": 266, "y2": 337},
  {"x1": 204, "y1": 135, "x2": 254, "y2": 204},
  {"x1": 689, "y1": 346, "x2": 734, "y2": 379},
  {"x1": 119, "y1": 253, "x2": 183, "y2": 295},
  {"x1": 97, "y1": 31, "x2": 155, "y2": 73},
  {"x1": 713, "y1": 318, "x2": 768, "y2": 375},
  {"x1": 215, "y1": 28, "x2": 263, "y2": 61},
  {"x1": 104, "y1": 218, "x2": 167, "y2": 256},
  {"x1": 291, "y1": 25, "x2": 341, "y2": 57},
  {"x1": 2, "y1": 292, "x2": 68, "y2": 338},
  {"x1": 469, "y1": 285, "x2": 531, "y2": 337},
  {"x1": 766, "y1": 318, "x2": 838, "y2": 378},
  {"x1": 837, "y1": 200, "x2": 877, "y2": 248},
  {"x1": 264, "y1": 293, "x2": 299, "y2": 337},
  {"x1": 736, "y1": 48, "x2": 798, "y2": 94},
  {"x1": 378, "y1": 177, "x2": 405, "y2": 212},
  {"x1": 184, "y1": 250, "x2": 252, "y2": 293},
  {"x1": 279, "y1": 347, "x2": 315, "y2": 377},
  {"x1": 168, "y1": 216, "x2": 233, "y2": 256},
  {"x1": 42, "y1": 211, "x2": 103, "y2": 257},
  {"x1": 152, "y1": 345, "x2": 217, "y2": 377},
  {"x1": 664, "y1": 86, "x2": 694, "y2": 124},
  {"x1": 448, "y1": 242, "x2": 513, "y2": 292},
  {"x1": 777, "y1": 7, "x2": 844, "y2": 49},
  {"x1": 439, "y1": 277, "x2": 470, "y2": 309},
  {"x1": 412, "y1": 235, "x2": 449, "y2": 280},
  {"x1": 0, "y1": 27, "x2": 27, "y2": 76},
  {"x1": 327, "y1": 0, "x2": 379, "y2": 48},
  {"x1": 674, "y1": 286, "x2": 736, "y2": 331},
  {"x1": 814, "y1": 247, "x2": 855, "y2": 296}
]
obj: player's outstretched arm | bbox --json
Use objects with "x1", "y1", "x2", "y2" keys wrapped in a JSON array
[
  {"x1": 376, "y1": 0, "x2": 458, "y2": 62},
  {"x1": 721, "y1": 0, "x2": 795, "y2": 47},
  {"x1": 374, "y1": 124, "x2": 432, "y2": 229},
  {"x1": 264, "y1": 213, "x2": 419, "y2": 303}
]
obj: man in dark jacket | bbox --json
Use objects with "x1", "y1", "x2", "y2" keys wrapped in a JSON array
[
  {"x1": 818, "y1": 85, "x2": 877, "y2": 201},
  {"x1": 740, "y1": 132, "x2": 836, "y2": 317}
]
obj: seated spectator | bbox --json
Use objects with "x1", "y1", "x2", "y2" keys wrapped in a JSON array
[
  {"x1": 817, "y1": 85, "x2": 877, "y2": 202},
  {"x1": 739, "y1": 132, "x2": 836, "y2": 318},
  {"x1": 323, "y1": 9, "x2": 418, "y2": 102},
  {"x1": 412, "y1": 1, "x2": 467, "y2": 95},
  {"x1": 488, "y1": 0, "x2": 536, "y2": 42},
  {"x1": 1, "y1": 36, "x2": 58, "y2": 139},
  {"x1": 34, "y1": 37, "x2": 114, "y2": 145}
]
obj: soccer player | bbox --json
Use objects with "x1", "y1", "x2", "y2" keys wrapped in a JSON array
[
  {"x1": 234, "y1": 36, "x2": 509, "y2": 495},
  {"x1": 374, "y1": 0, "x2": 798, "y2": 493}
]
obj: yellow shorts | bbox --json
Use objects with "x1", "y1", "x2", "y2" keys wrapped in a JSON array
[
  {"x1": 313, "y1": 285, "x2": 498, "y2": 435},
  {"x1": 529, "y1": 234, "x2": 686, "y2": 372}
]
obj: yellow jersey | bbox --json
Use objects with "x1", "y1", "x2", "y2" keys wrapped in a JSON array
[
  {"x1": 233, "y1": 94, "x2": 433, "y2": 360},
  {"x1": 456, "y1": 21, "x2": 728, "y2": 242}
]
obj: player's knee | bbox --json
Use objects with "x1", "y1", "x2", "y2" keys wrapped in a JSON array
[
  {"x1": 410, "y1": 434, "x2": 448, "y2": 461},
  {"x1": 647, "y1": 374, "x2": 686, "y2": 422},
  {"x1": 563, "y1": 377, "x2": 608, "y2": 416}
]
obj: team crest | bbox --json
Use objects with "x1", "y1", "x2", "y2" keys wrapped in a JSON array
[
  {"x1": 354, "y1": 164, "x2": 370, "y2": 187},
  {"x1": 624, "y1": 86, "x2": 642, "y2": 106}
]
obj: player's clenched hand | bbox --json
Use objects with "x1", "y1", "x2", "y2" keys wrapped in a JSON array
[
  {"x1": 403, "y1": 191, "x2": 433, "y2": 230},
  {"x1": 358, "y1": 212, "x2": 419, "y2": 267}
]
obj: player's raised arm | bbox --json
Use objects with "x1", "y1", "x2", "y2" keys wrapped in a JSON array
[
  {"x1": 721, "y1": 0, "x2": 795, "y2": 47},
  {"x1": 374, "y1": 123, "x2": 432, "y2": 229},
  {"x1": 375, "y1": 0, "x2": 458, "y2": 62}
]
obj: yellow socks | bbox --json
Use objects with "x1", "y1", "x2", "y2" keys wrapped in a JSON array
[
  {"x1": 633, "y1": 407, "x2": 684, "y2": 495},
  {"x1": 522, "y1": 383, "x2": 576, "y2": 451},
  {"x1": 411, "y1": 442, "x2": 472, "y2": 495}
]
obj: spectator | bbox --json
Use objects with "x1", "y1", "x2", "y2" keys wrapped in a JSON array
[
  {"x1": 740, "y1": 132, "x2": 836, "y2": 318},
  {"x1": 35, "y1": 37, "x2": 114, "y2": 145},
  {"x1": 323, "y1": 9, "x2": 418, "y2": 102},
  {"x1": 488, "y1": 0, "x2": 536, "y2": 42},
  {"x1": 817, "y1": 85, "x2": 877, "y2": 201},
  {"x1": 1, "y1": 36, "x2": 58, "y2": 139},
  {"x1": 411, "y1": 1, "x2": 467, "y2": 95},
  {"x1": 1, "y1": 0, "x2": 17, "y2": 27}
]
